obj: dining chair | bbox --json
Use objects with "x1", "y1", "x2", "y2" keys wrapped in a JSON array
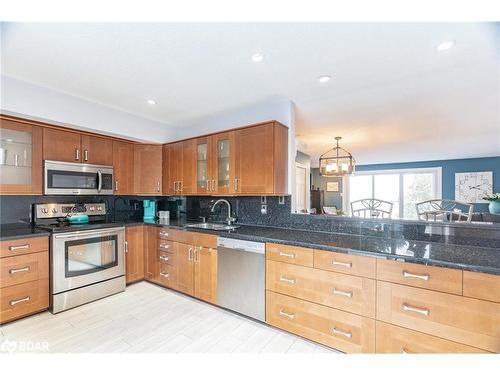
[
  {"x1": 350, "y1": 198, "x2": 393, "y2": 218},
  {"x1": 415, "y1": 199, "x2": 474, "y2": 222}
]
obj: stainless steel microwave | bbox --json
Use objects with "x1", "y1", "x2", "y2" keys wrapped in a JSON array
[{"x1": 44, "y1": 160, "x2": 114, "y2": 195}]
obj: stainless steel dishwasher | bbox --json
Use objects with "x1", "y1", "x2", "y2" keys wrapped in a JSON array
[{"x1": 217, "y1": 237, "x2": 265, "y2": 322}]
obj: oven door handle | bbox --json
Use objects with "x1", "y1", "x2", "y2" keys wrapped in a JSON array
[
  {"x1": 97, "y1": 169, "x2": 102, "y2": 193},
  {"x1": 54, "y1": 227, "x2": 125, "y2": 239}
]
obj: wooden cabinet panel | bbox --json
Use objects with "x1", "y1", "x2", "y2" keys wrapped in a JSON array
[
  {"x1": 0, "y1": 119, "x2": 43, "y2": 194},
  {"x1": 235, "y1": 123, "x2": 275, "y2": 194},
  {"x1": 165, "y1": 141, "x2": 184, "y2": 195},
  {"x1": 134, "y1": 144, "x2": 162, "y2": 195},
  {"x1": 162, "y1": 144, "x2": 173, "y2": 195},
  {"x1": 194, "y1": 246, "x2": 217, "y2": 304},
  {"x1": 266, "y1": 243, "x2": 314, "y2": 267},
  {"x1": 375, "y1": 321, "x2": 488, "y2": 354},
  {"x1": 376, "y1": 258, "x2": 463, "y2": 295},
  {"x1": 113, "y1": 141, "x2": 135, "y2": 194},
  {"x1": 159, "y1": 264, "x2": 177, "y2": 289},
  {"x1": 376, "y1": 281, "x2": 500, "y2": 353},
  {"x1": 125, "y1": 225, "x2": 145, "y2": 284},
  {"x1": 266, "y1": 291, "x2": 375, "y2": 353},
  {"x1": 266, "y1": 260, "x2": 376, "y2": 318},
  {"x1": 272, "y1": 123, "x2": 288, "y2": 195},
  {"x1": 175, "y1": 242, "x2": 194, "y2": 295},
  {"x1": 0, "y1": 278, "x2": 49, "y2": 324},
  {"x1": 463, "y1": 271, "x2": 500, "y2": 303},
  {"x1": 314, "y1": 250, "x2": 376, "y2": 279},
  {"x1": 0, "y1": 236, "x2": 48, "y2": 258},
  {"x1": 81, "y1": 135, "x2": 113, "y2": 165},
  {"x1": 144, "y1": 226, "x2": 159, "y2": 283},
  {"x1": 0, "y1": 252, "x2": 48, "y2": 288},
  {"x1": 43, "y1": 128, "x2": 82, "y2": 163},
  {"x1": 159, "y1": 250, "x2": 175, "y2": 267}
]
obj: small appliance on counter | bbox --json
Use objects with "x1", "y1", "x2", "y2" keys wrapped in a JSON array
[{"x1": 143, "y1": 199, "x2": 157, "y2": 223}]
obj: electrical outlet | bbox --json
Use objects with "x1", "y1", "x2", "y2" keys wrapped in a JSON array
[
  {"x1": 261, "y1": 196, "x2": 267, "y2": 204},
  {"x1": 278, "y1": 196, "x2": 285, "y2": 205},
  {"x1": 261, "y1": 204, "x2": 267, "y2": 214}
]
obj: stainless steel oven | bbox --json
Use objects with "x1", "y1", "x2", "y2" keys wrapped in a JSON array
[
  {"x1": 51, "y1": 226, "x2": 125, "y2": 313},
  {"x1": 44, "y1": 160, "x2": 113, "y2": 195}
]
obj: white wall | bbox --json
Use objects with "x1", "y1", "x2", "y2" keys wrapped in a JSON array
[{"x1": 1, "y1": 76, "x2": 174, "y2": 142}]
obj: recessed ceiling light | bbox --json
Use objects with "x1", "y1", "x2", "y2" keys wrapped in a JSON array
[
  {"x1": 251, "y1": 52, "x2": 264, "y2": 63},
  {"x1": 436, "y1": 40, "x2": 455, "y2": 51},
  {"x1": 146, "y1": 99, "x2": 156, "y2": 105},
  {"x1": 318, "y1": 75, "x2": 331, "y2": 83}
]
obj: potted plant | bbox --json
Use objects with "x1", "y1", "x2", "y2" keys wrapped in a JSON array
[{"x1": 483, "y1": 193, "x2": 500, "y2": 214}]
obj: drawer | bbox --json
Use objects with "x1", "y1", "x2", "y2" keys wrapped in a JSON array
[
  {"x1": 375, "y1": 321, "x2": 488, "y2": 353},
  {"x1": 463, "y1": 271, "x2": 500, "y2": 303},
  {"x1": 266, "y1": 243, "x2": 313, "y2": 267},
  {"x1": 0, "y1": 278, "x2": 49, "y2": 324},
  {"x1": 157, "y1": 228, "x2": 217, "y2": 248},
  {"x1": 376, "y1": 259, "x2": 462, "y2": 294},
  {"x1": 158, "y1": 264, "x2": 177, "y2": 289},
  {"x1": 266, "y1": 291, "x2": 375, "y2": 353},
  {"x1": 0, "y1": 252, "x2": 49, "y2": 288},
  {"x1": 314, "y1": 250, "x2": 376, "y2": 279},
  {"x1": 159, "y1": 250, "x2": 175, "y2": 266},
  {"x1": 157, "y1": 227, "x2": 175, "y2": 240},
  {"x1": 376, "y1": 281, "x2": 500, "y2": 352},
  {"x1": 266, "y1": 260, "x2": 376, "y2": 318},
  {"x1": 158, "y1": 240, "x2": 174, "y2": 253},
  {"x1": 0, "y1": 236, "x2": 49, "y2": 258}
]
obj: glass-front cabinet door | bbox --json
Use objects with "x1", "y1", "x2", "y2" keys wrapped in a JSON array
[
  {"x1": 0, "y1": 118, "x2": 42, "y2": 194},
  {"x1": 196, "y1": 138, "x2": 210, "y2": 194},
  {"x1": 212, "y1": 131, "x2": 235, "y2": 195}
]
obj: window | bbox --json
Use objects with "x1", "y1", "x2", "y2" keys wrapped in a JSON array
[{"x1": 344, "y1": 167, "x2": 442, "y2": 219}]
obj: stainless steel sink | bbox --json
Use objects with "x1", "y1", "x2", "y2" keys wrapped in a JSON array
[{"x1": 184, "y1": 223, "x2": 240, "y2": 231}]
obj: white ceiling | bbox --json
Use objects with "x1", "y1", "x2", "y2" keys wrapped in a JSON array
[{"x1": 1, "y1": 22, "x2": 499, "y2": 165}]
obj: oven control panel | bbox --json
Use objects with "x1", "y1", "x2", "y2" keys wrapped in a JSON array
[{"x1": 34, "y1": 203, "x2": 107, "y2": 219}]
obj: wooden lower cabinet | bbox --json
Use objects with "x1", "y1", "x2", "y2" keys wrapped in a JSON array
[
  {"x1": 0, "y1": 252, "x2": 48, "y2": 288},
  {"x1": 1, "y1": 278, "x2": 49, "y2": 323},
  {"x1": 266, "y1": 291, "x2": 375, "y2": 353},
  {"x1": 175, "y1": 242, "x2": 195, "y2": 295},
  {"x1": 463, "y1": 271, "x2": 500, "y2": 303},
  {"x1": 376, "y1": 321, "x2": 488, "y2": 353},
  {"x1": 314, "y1": 250, "x2": 376, "y2": 279},
  {"x1": 125, "y1": 225, "x2": 145, "y2": 284},
  {"x1": 266, "y1": 242, "x2": 314, "y2": 267},
  {"x1": 144, "y1": 226, "x2": 159, "y2": 283},
  {"x1": 194, "y1": 246, "x2": 217, "y2": 304}
]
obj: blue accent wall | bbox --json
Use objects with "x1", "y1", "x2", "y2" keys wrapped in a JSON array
[{"x1": 356, "y1": 156, "x2": 500, "y2": 213}]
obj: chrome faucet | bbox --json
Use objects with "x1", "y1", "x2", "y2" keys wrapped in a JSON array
[{"x1": 211, "y1": 199, "x2": 236, "y2": 225}]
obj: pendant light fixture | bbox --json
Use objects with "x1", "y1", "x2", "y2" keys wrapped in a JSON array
[{"x1": 319, "y1": 136, "x2": 356, "y2": 177}]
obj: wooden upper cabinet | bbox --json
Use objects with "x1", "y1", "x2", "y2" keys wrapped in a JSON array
[
  {"x1": 235, "y1": 122, "x2": 288, "y2": 195},
  {"x1": 211, "y1": 131, "x2": 236, "y2": 195},
  {"x1": 162, "y1": 144, "x2": 173, "y2": 195},
  {"x1": 166, "y1": 141, "x2": 184, "y2": 195},
  {"x1": 180, "y1": 139, "x2": 197, "y2": 195},
  {"x1": 195, "y1": 136, "x2": 211, "y2": 195},
  {"x1": 81, "y1": 135, "x2": 113, "y2": 165},
  {"x1": 133, "y1": 144, "x2": 162, "y2": 195},
  {"x1": 0, "y1": 118, "x2": 43, "y2": 195},
  {"x1": 113, "y1": 141, "x2": 134, "y2": 195},
  {"x1": 43, "y1": 128, "x2": 82, "y2": 163}
]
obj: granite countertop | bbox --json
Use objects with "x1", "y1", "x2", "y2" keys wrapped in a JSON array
[
  {"x1": 0, "y1": 223, "x2": 51, "y2": 240},
  {"x1": 126, "y1": 218, "x2": 500, "y2": 276}
]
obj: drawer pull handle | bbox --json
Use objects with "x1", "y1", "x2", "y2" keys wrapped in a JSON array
[
  {"x1": 279, "y1": 251, "x2": 296, "y2": 259},
  {"x1": 403, "y1": 271, "x2": 430, "y2": 281},
  {"x1": 279, "y1": 276, "x2": 296, "y2": 285},
  {"x1": 9, "y1": 266, "x2": 30, "y2": 274},
  {"x1": 401, "y1": 348, "x2": 412, "y2": 354},
  {"x1": 332, "y1": 288, "x2": 353, "y2": 298},
  {"x1": 332, "y1": 327, "x2": 352, "y2": 339},
  {"x1": 159, "y1": 256, "x2": 170, "y2": 261},
  {"x1": 332, "y1": 260, "x2": 352, "y2": 268},
  {"x1": 159, "y1": 232, "x2": 168, "y2": 236},
  {"x1": 402, "y1": 304, "x2": 429, "y2": 316},
  {"x1": 9, "y1": 244, "x2": 29, "y2": 251},
  {"x1": 159, "y1": 244, "x2": 170, "y2": 249},
  {"x1": 10, "y1": 296, "x2": 30, "y2": 306},
  {"x1": 159, "y1": 272, "x2": 170, "y2": 279},
  {"x1": 279, "y1": 310, "x2": 295, "y2": 319}
]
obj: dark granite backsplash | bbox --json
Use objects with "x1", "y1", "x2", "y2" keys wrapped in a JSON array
[{"x1": 186, "y1": 195, "x2": 500, "y2": 248}]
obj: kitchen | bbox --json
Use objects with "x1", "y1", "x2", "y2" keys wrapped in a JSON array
[{"x1": 0, "y1": 12, "x2": 499, "y2": 372}]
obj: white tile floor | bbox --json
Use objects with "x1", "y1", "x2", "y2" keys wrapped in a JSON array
[{"x1": 0, "y1": 282, "x2": 336, "y2": 353}]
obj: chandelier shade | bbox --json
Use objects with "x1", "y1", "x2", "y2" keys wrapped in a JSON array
[{"x1": 319, "y1": 137, "x2": 356, "y2": 177}]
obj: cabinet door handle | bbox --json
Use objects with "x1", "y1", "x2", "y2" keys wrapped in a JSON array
[
  {"x1": 402, "y1": 303, "x2": 430, "y2": 316},
  {"x1": 9, "y1": 266, "x2": 30, "y2": 274},
  {"x1": 332, "y1": 288, "x2": 353, "y2": 298},
  {"x1": 212, "y1": 179, "x2": 216, "y2": 191},
  {"x1": 188, "y1": 247, "x2": 194, "y2": 261},
  {"x1": 10, "y1": 296, "x2": 30, "y2": 306},
  {"x1": 159, "y1": 272, "x2": 170, "y2": 279},
  {"x1": 124, "y1": 241, "x2": 128, "y2": 253},
  {"x1": 207, "y1": 180, "x2": 211, "y2": 191},
  {"x1": 9, "y1": 244, "x2": 29, "y2": 251},
  {"x1": 401, "y1": 348, "x2": 412, "y2": 354},
  {"x1": 234, "y1": 178, "x2": 238, "y2": 191},
  {"x1": 332, "y1": 327, "x2": 352, "y2": 339},
  {"x1": 279, "y1": 251, "x2": 295, "y2": 259},
  {"x1": 84, "y1": 149, "x2": 89, "y2": 162},
  {"x1": 75, "y1": 148, "x2": 80, "y2": 161},
  {"x1": 279, "y1": 309, "x2": 295, "y2": 319},
  {"x1": 279, "y1": 276, "x2": 296, "y2": 285},
  {"x1": 179, "y1": 181, "x2": 183, "y2": 192},
  {"x1": 403, "y1": 271, "x2": 430, "y2": 281},
  {"x1": 159, "y1": 255, "x2": 169, "y2": 261},
  {"x1": 115, "y1": 180, "x2": 119, "y2": 192},
  {"x1": 157, "y1": 181, "x2": 160, "y2": 192},
  {"x1": 332, "y1": 260, "x2": 352, "y2": 268}
]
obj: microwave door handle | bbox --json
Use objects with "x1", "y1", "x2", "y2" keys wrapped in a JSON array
[{"x1": 97, "y1": 169, "x2": 102, "y2": 193}]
